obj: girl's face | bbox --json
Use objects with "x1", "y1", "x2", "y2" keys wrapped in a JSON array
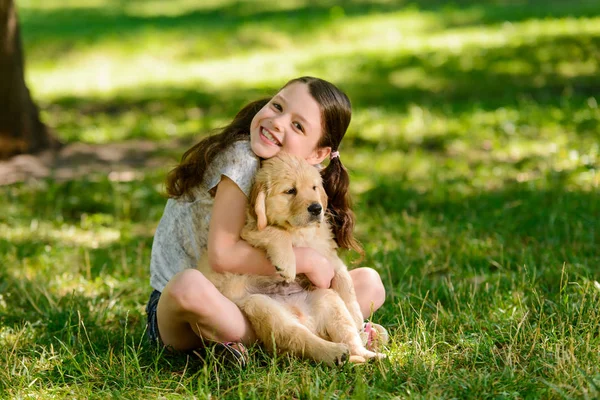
[{"x1": 250, "y1": 82, "x2": 331, "y2": 165}]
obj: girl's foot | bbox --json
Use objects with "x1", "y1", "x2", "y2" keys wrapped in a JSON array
[{"x1": 360, "y1": 322, "x2": 389, "y2": 352}]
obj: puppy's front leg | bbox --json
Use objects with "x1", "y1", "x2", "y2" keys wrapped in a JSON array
[
  {"x1": 243, "y1": 227, "x2": 296, "y2": 282},
  {"x1": 330, "y1": 259, "x2": 364, "y2": 331}
]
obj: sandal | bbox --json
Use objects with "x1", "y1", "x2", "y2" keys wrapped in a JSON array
[{"x1": 192, "y1": 341, "x2": 249, "y2": 368}]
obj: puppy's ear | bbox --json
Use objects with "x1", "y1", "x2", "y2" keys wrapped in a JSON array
[
  {"x1": 255, "y1": 190, "x2": 267, "y2": 230},
  {"x1": 250, "y1": 172, "x2": 268, "y2": 230}
]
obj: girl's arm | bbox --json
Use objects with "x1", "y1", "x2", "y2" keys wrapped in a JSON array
[
  {"x1": 207, "y1": 176, "x2": 274, "y2": 275},
  {"x1": 207, "y1": 176, "x2": 334, "y2": 288}
]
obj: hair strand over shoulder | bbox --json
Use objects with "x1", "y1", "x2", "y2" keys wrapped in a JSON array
[{"x1": 165, "y1": 98, "x2": 269, "y2": 200}]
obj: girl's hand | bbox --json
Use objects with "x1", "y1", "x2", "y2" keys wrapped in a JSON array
[{"x1": 294, "y1": 247, "x2": 334, "y2": 289}]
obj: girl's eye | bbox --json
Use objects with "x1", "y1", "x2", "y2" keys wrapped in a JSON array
[
  {"x1": 285, "y1": 188, "x2": 297, "y2": 195},
  {"x1": 272, "y1": 102, "x2": 282, "y2": 111},
  {"x1": 293, "y1": 122, "x2": 304, "y2": 132}
]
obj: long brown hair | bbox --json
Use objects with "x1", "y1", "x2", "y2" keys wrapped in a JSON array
[
  {"x1": 285, "y1": 77, "x2": 362, "y2": 255},
  {"x1": 166, "y1": 76, "x2": 362, "y2": 254}
]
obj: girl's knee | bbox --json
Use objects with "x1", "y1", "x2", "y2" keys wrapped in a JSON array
[
  {"x1": 163, "y1": 269, "x2": 220, "y2": 314},
  {"x1": 352, "y1": 267, "x2": 386, "y2": 312}
]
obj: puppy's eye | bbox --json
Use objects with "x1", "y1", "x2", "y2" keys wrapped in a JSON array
[
  {"x1": 285, "y1": 188, "x2": 297, "y2": 195},
  {"x1": 312, "y1": 185, "x2": 317, "y2": 191}
]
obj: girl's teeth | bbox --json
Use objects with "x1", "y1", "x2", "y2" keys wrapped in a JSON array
[{"x1": 262, "y1": 128, "x2": 279, "y2": 145}]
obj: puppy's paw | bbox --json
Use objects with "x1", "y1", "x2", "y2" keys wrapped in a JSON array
[
  {"x1": 365, "y1": 350, "x2": 387, "y2": 361},
  {"x1": 278, "y1": 268, "x2": 297, "y2": 283},
  {"x1": 269, "y1": 250, "x2": 296, "y2": 282},
  {"x1": 319, "y1": 343, "x2": 349, "y2": 366},
  {"x1": 354, "y1": 348, "x2": 386, "y2": 362},
  {"x1": 348, "y1": 355, "x2": 366, "y2": 364}
]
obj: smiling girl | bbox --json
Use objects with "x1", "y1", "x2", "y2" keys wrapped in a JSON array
[{"x1": 146, "y1": 77, "x2": 387, "y2": 367}]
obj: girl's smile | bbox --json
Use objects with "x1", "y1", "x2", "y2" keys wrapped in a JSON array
[
  {"x1": 259, "y1": 126, "x2": 282, "y2": 147},
  {"x1": 250, "y1": 82, "x2": 327, "y2": 163}
]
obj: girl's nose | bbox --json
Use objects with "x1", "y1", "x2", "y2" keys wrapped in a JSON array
[{"x1": 271, "y1": 114, "x2": 286, "y2": 132}]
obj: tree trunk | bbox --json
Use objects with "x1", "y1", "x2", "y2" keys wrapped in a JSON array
[{"x1": 0, "y1": 0, "x2": 60, "y2": 160}]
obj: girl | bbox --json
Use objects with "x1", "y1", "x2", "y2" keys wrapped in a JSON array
[{"x1": 146, "y1": 76, "x2": 387, "y2": 367}]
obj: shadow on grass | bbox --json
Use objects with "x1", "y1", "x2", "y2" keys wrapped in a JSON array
[
  {"x1": 360, "y1": 170, "x2": 599, "y2": 285},
  {"x1": 335, "y1": 32, "x2": 600, "y2": 111},
  {"x1": 411, "y1": 0, "x2": 600, "y2": 25},
  {"x1": 1, "y1": 173, "x2": 167, "y2": 220},
  {"x1": 45, "y1": 84, "x2": 276, "y2": 127}
]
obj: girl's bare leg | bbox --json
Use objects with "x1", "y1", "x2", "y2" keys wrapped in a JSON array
[
  {"x1": 349, "y1": 267, "x2": 386, "y2": 319},
  {"x1": 156, "y1": 269, "x2": 256, "y2": 351}
]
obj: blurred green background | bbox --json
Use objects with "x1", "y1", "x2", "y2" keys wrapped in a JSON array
[
  {"x1": 17, "y1": 0, "x2": 600, "y2": 190},
  {"x1": 1, "y1": 0, "x2": 599, "y2": 398}
]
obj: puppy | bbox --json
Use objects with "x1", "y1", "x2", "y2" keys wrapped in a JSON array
[{"x1": 197, "y1": 153, "x2": 385, "y2": 365}]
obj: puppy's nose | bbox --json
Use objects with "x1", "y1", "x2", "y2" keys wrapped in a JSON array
[{"x1": 307, "y1": 203, "x2": 322, "y2": 216}]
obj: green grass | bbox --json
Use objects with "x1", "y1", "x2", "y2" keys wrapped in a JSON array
[{"x1": 2, "y1": 0, "x2": 599, "y2": 398}]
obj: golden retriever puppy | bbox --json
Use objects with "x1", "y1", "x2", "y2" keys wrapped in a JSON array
[{"x1": 197, "y1": 153, "x2": 385, "y2": 365}]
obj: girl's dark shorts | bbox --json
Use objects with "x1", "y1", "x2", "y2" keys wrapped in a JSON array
[{"x1": 145, "y1": 289, "x2": 162, "y2": 345}]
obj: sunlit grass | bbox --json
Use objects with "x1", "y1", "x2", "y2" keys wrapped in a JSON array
[{"x1": 23, "y1": 14, "x2": 600, "y2": 98}]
